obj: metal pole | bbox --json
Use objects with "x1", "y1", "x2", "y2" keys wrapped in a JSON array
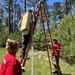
[
  {"x1": 31, "y1": 1, "x2": 35, "y2": 74},
  {"x1": 31, "y1": 39, "x2": 34, "y2": 75},
  {"x1": 31, "y1": 13, "x2": 34, "y2": 75}
]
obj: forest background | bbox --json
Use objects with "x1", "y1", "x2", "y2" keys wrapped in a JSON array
[{"x1": 0, "y1": 0, "x2": 75, "y2": 65}]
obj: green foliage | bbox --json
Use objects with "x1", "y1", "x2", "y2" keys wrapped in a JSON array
[
  {"x1": 59, "y1": 15, "x2": 75, "y2": 57},
  {"x1": 0, "y1": 29, "x2": 22, "y2": 47},
  {"x1": 33, "y1": 27, "x2": 45, "y2": 50},
  {"x1": 8, "y1": 31, "x2": 22, "y2": 47},
  {"x1": 0, "y1": 27, "x2": 9, "y2": 47}
]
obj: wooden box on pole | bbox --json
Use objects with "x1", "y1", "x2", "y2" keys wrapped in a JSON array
[{"x1": 21, "y1": 10, "x2": 32, "y2": 34}]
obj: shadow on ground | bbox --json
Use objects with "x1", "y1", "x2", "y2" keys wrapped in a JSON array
[
  {"x1": 62, "y1": 74, "x2": 72, "y2": 75},
  {"x1": 53, "y1": 73, "x2": 71, "y2": 75}
]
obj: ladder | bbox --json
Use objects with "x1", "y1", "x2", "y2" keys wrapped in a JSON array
[
  {"x1": 39, "y1": 1, "x2": 61, "y2": 75},
  {"x1": 22, "y1": 1, "x2": 61, "y2": 75}
]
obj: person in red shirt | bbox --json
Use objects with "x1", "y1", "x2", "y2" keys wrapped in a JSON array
[
  {"x1": 50, "y1": 38, "x2": 62, "y2": 74},
  {"x1": 0, "y1": 39, "x2": 22, "y2": 75}
]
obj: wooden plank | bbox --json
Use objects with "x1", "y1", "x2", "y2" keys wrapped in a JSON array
[{"x1": 21, "y1": 10, "x2": 32, "y2": 34}]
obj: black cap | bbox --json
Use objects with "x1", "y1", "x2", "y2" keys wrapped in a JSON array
[{"x1": 53, "y1": 38, "x2": 58, "y2": 41}]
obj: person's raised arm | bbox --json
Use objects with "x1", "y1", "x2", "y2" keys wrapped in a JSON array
[{"x1": 18, "y1": 19, "x2": 22, "y2": 27}]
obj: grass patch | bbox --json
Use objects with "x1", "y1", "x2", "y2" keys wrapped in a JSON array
[{"x1": 0, "y1": 48, "x2": 75, "y2": 75}]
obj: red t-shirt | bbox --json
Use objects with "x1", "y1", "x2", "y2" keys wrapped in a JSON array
[
  {"x1": 51, "y1": 43, "x2": 61, "y2": 56},
  {"x1": 0, "y1": 66, "x2": 1, "y2": 75},
  {"x1": 0, "y1": 53, "x2": 22, "y2": 75}
]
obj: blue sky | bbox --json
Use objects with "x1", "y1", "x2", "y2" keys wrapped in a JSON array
[{"x1": 47, "y1": 0, "x2": 64, "y2": 5}]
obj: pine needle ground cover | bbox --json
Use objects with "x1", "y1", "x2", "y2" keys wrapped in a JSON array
[{"x1": 0, "y1": 48, "x2": 75, "y2": 75}]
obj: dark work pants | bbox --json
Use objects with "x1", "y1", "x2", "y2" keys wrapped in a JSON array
[
  {"x1": 54, "y1": 56, "x2": 60, "y2": 71},
  {"x1": 20, "y1": 33, "x2": 30, "y2": 59}
]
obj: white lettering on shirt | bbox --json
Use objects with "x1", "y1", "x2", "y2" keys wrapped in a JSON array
[{"x1": 3, "y1": 58, "x2": 6, "y2": 64}]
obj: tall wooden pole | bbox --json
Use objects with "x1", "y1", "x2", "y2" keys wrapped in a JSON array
[
  {"x1": 24, "y1": 0, "x2": 26, "y2": 12},
  {"x1": 8, "y1": 0, "x2": 11, "y2": 34}
]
